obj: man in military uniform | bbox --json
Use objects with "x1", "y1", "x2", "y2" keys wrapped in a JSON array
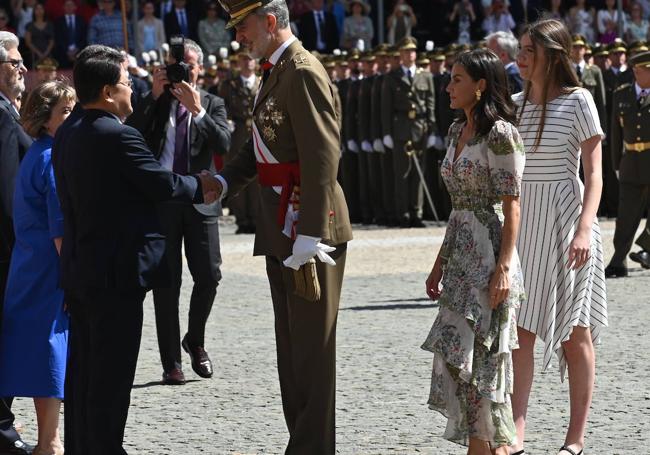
[
  {"x1": 219, "y1": 49, "x2": 261, "y2": 233},
  {"x1": 371, "y1": 44, "x2": 397, "y2": 226},
  {"x1": 606, "y1": 51, "x2": 650, "y2": 277},
  {"x1": 342, "y1": 50, "x2": 363, "y2": 222},
  {"x1": 381, "y1": 37, "x2": 436, "y2": 228},
  {"x1": 357, "y1": 51, "x2": 382, "y2": 224},
  {"x1": 571, "y1": 34, "x2": 615, "y2": 216},
  {"x1": 215, "y1": 0, "x2": 352, "y2": 452}
]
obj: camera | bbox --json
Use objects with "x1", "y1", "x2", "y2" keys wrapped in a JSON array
[{"x1": 166, "y1": 35, "x2": 190, "y2": 84}]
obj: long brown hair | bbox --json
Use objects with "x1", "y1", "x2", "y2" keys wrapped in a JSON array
[
  {"x1": 519, "y1": 19, "x2": 581, "y2": 150},
  {"x1": 21, "y1": 80, "x2": 76, "y2": 138}
]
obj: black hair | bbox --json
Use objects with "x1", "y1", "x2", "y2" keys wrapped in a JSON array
[
  {"x1": 453, "y1": 49, "x2": 517, "y2": 137},
  {"x1": 73, "y1": 45, "x2": 124, "y2": 105}
]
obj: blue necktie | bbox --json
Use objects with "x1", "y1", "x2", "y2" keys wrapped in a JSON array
[{"x1": 179, "y1": 10, "x2": 188, "y2": 36}]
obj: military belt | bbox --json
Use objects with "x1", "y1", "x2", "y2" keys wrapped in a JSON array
[{"x1": 624, "y1": 141, "x2": 650, "y2": 152}]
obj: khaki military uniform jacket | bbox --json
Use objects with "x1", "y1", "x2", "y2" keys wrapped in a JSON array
[
  {"x1": 580, "y1": 64, "x2": 607, "y2": 131},
  {"x1": 610, "y1": 82, "x2": 650, "y2": 184},
  {"x1": 219, "y1": 75, "x2": 260, "y2": 155},
  {"x1": 220, "y1": 40, "x2": 353, "y2": 258},
  {"x1": 381, "y1": 67, "x2": 436, "y2": 143}
]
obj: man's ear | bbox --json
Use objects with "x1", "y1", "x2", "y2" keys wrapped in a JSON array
[
  {"x1": 103, "y1": 84, "x2": 114, "y2": 103},
  {"x1": 267, "y1": 13, "x2": 277, "y2": 32}
]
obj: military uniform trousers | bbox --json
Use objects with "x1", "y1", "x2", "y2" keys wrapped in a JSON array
[
  {"x1": 610, "y1": 182, "x2": 650, "y2": 266},
  {"x1": 358, "y1": 151, "x2": 385, "y2": 223},
  {"x1": 152, "y1": 202, "x2": 222, "y2": 372},
  {"x1": 357, "y1": 150, "x2": 372, "y2": 223},
  {"x1": 393, "y1": 140, "x2": 424, "y2": 221},
  {"x1": 265, "y1": 243, "x2": 347, "y2": 455},
  {"x1": 340, "y1": 151, "x2": 360, "y2": 223},
  {"x1": 380, "y1": 148, "x2": 396, "y2": 223}
]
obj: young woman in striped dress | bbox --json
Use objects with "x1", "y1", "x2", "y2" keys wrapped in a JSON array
[{"x1": 511, "y1": 19, "x2": 608, "y2": 455}]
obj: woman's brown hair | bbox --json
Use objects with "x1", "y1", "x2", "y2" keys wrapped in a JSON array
[
  {"x1": 21, "y1": 80, "x2": 76, "y2": 138},
  {"x1": 519, "y1": 19, "x2": 581, "y2": 150}
]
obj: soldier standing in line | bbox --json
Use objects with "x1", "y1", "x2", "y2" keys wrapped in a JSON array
[
  {"x1": 358, "y1": 51, "x2": 382, "y2": 224},
  {"x1": 606, "y1": 51, "x2": 650, "y2": 278},
  {"x1": 570, "y1": 34, "x2": 615, "y2": 216},
  {"x1": 343, "y1": 50, "x2": 363, "y2": 223},
  {"x1": 603, "y1": 39, "x2": 627, "y2": 111},
  {"x1": 219, "y1": 49, "x2": 261, "y2": 234},
  {"x1": 381, "y1": 37, "x2": 436, "y2": 228},
  {"x1": 371, "y1": 44, "x2": 397, "y2": 226},
  {"x1": 322, "y1": 57, "x2": 343, "y2": 131}
]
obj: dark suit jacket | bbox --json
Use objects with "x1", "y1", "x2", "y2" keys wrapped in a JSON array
[
  {"x1": 52, "y1": 109, "x2": 202, "y2": 290},
  {"x1": 506, "y1": 62, "x2": 523, "y2": 95},
  {"x1": 163, "y1": 8, "x2": 198, "y2": 41},
  {"x1": 0, "y1": 97, "x2": 33, "y2": 263},
  {"x1": 54, "y1": 14, "x2": 87, "y2": 68},
  {"x1": 298, "y1": 10, "x2": 339, "y2": 53},
  {"x1": 126, "y1": 88, "x2": 230, "y2": 215}
]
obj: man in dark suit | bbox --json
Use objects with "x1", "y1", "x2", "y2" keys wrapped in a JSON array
[
  {"x1": 53, "y1": 0, "x2": 87, "y2": 69},
  {"x1": 127, "y1": 38, "x2": 230, "y2": 385},
  {"x1": 164, "y1": 0, "x2": 198, "y2": 41},
  {"x1": 486, "y1": 31, "x2": 523, "y2": 94},
  {"x1": 0, "y1": 31, "x2": 34, "y2": 455},
  {"x1": 53, "y1": 45, "x2": 217, "y2": 455},
  {"x1": 298, "y1": 0, "x2": 339, "y2": 53}
]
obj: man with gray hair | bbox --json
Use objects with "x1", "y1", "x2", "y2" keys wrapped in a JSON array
[
  {"x1": 486, "y1": 30, "x2": 523, "y2": 94},
  {"x1": 215, "y1": 0, "x2": 352, "y2": 452},
  {"x1": 0, "y1": 30, "x2": 34, "y2": 455},
  {"x1": 127, "y1": 37, "x2": 231, "y2": 386}
]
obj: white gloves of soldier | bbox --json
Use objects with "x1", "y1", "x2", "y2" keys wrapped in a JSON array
[
  {"x1": 383, "y1": 135, "x2": 394, "y2": 149},
  {"x1": 426, "y1": 134, "x2": 444, "y2": 150},
  {"x1": 227, "y1": 119, "x2": 236, "y2": 133},
  {"x1": 283, "y1": 235, "x2": 336, "y2": 270},
  {"x1": 361, "y1": 140, "x2": 373, "y2": 152},
  {"x1": 347, "y1": 140, "x2": 359, "y2": 153},
  {"x1": 373, "y1": 138, "x2": 385, "y2": 152}
]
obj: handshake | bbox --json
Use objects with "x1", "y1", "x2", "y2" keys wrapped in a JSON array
[{"x1": 196, "y1": 170, "x2": 224, "y2": 204}]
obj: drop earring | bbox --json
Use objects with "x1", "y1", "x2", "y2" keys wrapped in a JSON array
[{"x1": 475, "y1": 89, "x2": 482, "y2": 101}]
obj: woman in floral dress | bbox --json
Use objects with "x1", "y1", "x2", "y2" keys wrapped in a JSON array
[{"x1": 421, "y1": 49, "x2": 526, "y2": 455}]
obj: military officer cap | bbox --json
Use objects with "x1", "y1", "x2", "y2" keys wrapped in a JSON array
[
  {"x1": 36, "y1": 57, "x2": 59, "y2": 71},
  {"x1": 348, "y1": 47, "x2": 361, "y2": 61},
  {"x1": 398, "y1": 36, "x2": 418, "y2": 51},
  {"x1": 571, "y1": 34, "x2": 587, "y2": 47},
  {"x1": 592, "y1": 42, "x2": 609, "y2": 57},
  {"x1": 218, "y1": 0, "x2": 276, "y2": 28},
  {"x1": 360, "y1": 51, "x2": 376, "y2": 62},
  {"x1": 630, "y1": 50, "x2": 650, "y2": 68},
  {"x1": 374, "y1": 43, "x2": 389, "y2": 57},
  {"x1": 444, "y1": 43, "x2": 458, "y2": 57},
  {"x1": 388, "y1": 45, "x2": 400, "y2": 57},
  {"x1": 608, "y1": 38, "x2": 627, "y2": 54},
  {"x1": 474, "y1": 40, "x2": 487, "y2": 50},
  {"x1": 584, "y1": 44, "x2": 593, "y2": 58},
  {"x1": 629, "y1": 40, "x2": 649, "y2": 55},
  {"x1": 322, "y1": 56, "x2": 336, "y2": 69},
  {"x1": 431, "y1": 51, "x2": 445, "y2": 62},
  {"x1": 416, "y1": 55, "x2": 430, "y2": 67}
]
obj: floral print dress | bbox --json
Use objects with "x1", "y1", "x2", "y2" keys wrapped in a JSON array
[{"x1": 421, "y1": 120, "x2": 526, "y2": 447}]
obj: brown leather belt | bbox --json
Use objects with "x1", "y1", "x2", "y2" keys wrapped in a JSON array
[{"x1": 625, "y1": 141, "x2": 650, "y2": 152}]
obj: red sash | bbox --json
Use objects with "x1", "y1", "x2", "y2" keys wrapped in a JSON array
[{"x1": 256, "y1": 161, "x2": 300, "y2": 228}]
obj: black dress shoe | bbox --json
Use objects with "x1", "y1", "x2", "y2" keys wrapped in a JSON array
[
  {"x1": 182, "y1": 335, "x2": 213, "y2": 378},
  {"x1": 629, "y1": 250, "x2": 650, "y2": 269},
  {"x1": 0, "y1": 437, "x2": 34, "y2": 455},
  {"x1": 410, "y1": 217, "x2": 426, "y2": 228},
  {"x1": 399, "y1": 216, "x2": 411, "y2": 228},
  {"x1": 162, "y1": 367, "x2": 186, "y2": 385},
  {"x1": 604, "y1": 264, "x2": 628, "y2": 278}
]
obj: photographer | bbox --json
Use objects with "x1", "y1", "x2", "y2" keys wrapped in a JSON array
[
  {"x1": 387, "y1": 0, "x2": 416, "y2": 45},
  {"x1": 127, "y1": 37, "x2": 230, "y2": 386}
]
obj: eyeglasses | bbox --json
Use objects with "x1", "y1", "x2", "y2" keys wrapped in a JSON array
[
  {"x1": 117, "y1": 79, "x2": 133, "y2": 88},
  {"x1": 0, "y1": 59, "x2": 24, "y2": 69}
]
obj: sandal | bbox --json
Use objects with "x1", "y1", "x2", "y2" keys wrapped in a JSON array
[{"x1": 559, "y1": 446, "x2": 583, "y2": 455}]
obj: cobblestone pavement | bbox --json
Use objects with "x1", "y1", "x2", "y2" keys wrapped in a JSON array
[{"x1": 12, "y1": 219, "x2": 650, "y2": 454}]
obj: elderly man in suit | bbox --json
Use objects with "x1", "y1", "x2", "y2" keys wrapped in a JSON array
[
  {"x1": 298, "y1": 0, "x2": 339, "y2": 53},
  {"x1": 53, "y1": 0, "x2": 87, "y2": 69},
  {"x1": 127, "y1": 38, "x2": 230, "y2": 385},
  {"x1": 53, "y1": 45, "x2": 217, "y2": 455},
  {"x1": 486, "y1": 30, "x2": 523, "y2": 94},
  {"x1": 0, "y1": 31, "x2": 34, "y2": 455},
  {"x1": 215, "y1": 0, "x2": 352, "y2": 452}
]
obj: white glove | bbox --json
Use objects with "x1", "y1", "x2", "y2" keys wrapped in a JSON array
[
  {"x1": 227, "y1": 119, "x2": 235, "y2": 133},
  {"x1": 383, "y1": 134, "x2": 394, "y2": 149},
  {"x1": 283, "y1": 235, "x2": 337, "y2": 270},
  {"x1": 347, "y1": 139, "x2": 359, "y2": 153},
  {"x1": 373, "y1": 138, "x2": 385, "y2": 152},
  {"x1": 426, "y1": 134, "x2": 436, "y2": 149},
  {"x1": 615, "y1": 170, "x2": 619, "y2": 179},
  {"x1": 361, "y1": 140, "x2": 373, "y2": 152}
]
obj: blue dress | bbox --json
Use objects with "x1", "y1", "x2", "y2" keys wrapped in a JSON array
[{"x1": 0, "y1": 135, "x2": 68, "y2": 399}]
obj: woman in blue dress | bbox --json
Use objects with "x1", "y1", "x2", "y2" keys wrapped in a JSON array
[{"x1": 0, "y1": 80, "x2": 76, "y2": 455}]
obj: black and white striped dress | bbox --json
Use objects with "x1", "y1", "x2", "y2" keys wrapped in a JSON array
[{"x1": 513, "y1": 88, "x2": 608, "y2": 380}]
